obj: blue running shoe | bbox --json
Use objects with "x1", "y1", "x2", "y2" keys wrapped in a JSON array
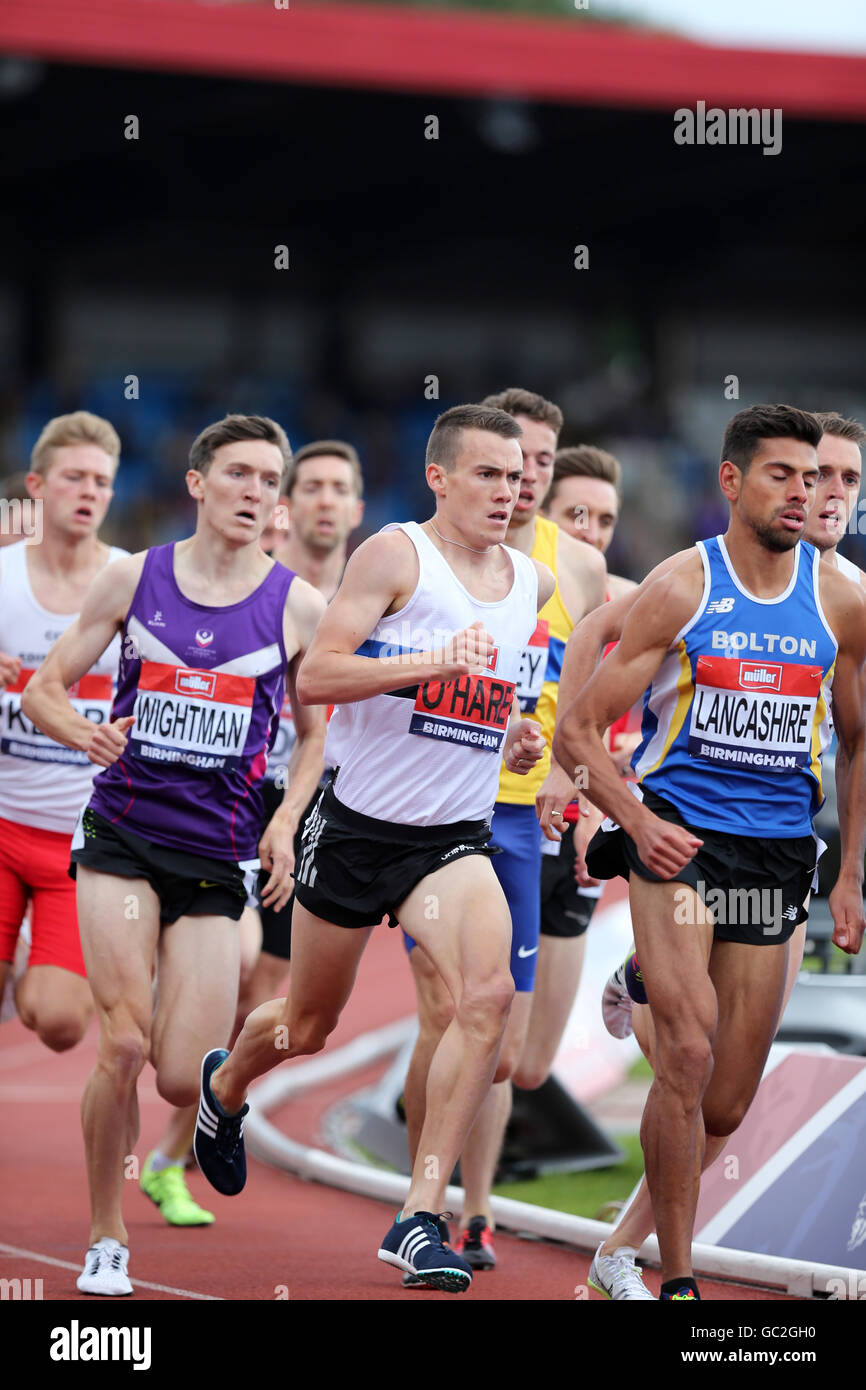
[
  {"x1": 379, "y1": 1211, "x2": 472, "y2": 1293},
  {"x1": 193, "y1": 1049, "x2": 249, "y2": 1196}
]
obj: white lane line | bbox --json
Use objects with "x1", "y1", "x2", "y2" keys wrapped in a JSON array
[{"x1": 0, "y1": 1242, "x2": 223, "y2": 1301}]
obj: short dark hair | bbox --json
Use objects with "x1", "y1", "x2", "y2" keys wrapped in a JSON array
[
  {"x1": 189, "y1": 414, "x2": 292, "y2": 477},
  {"x1": 426, "y1": 404, "x2": 522, "y2": 474},
  {"x1": 721, "y1": 404, "x2": 822, "y2": 474},
  {"x1": 548, "y1": 444, "x2": 622, "y2": 505},
  {"x1": 480, "y1": 387, "x2": 563, "y2": 437},
  {"x1": 285, "y1": 439, "x2": 363, "y2": 498},
  {"x1": 813, "y1": 411, "x2": 866, "y2": 448}
]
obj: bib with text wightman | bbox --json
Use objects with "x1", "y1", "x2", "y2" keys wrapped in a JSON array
[
  {"x1": 1, "y1": 669, "x2": 113, "y2": 766},
  {"x1": 689, "y1": 655, "x2": 824, "y2": 772},
  {"x1": 130, "y1": 661, "x2": 255, "y2": 771},
  {"x1": 409, "y1": 644, "x2": 516, "y2": 754}
]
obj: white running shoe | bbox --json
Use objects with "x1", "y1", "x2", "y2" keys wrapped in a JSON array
[
  {"x1": 76, "y1": 1237, "x2": 133, "y2": 1296},
  {"x1": 601, "y1": 961, "x2": 635, "y2": 1039},
  {"x1": 588, "y1": 1243, "x2": 655, "y2": 1300}
]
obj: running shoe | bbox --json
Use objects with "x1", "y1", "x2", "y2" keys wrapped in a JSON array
[
  {"x1": 140, "y1": 1151, "x2": 215, "y2": 1226},
  {"x1": 193, "y1": 1048, "x2": 248, "y2": 1196},
  {"x1": 76, "y1": 1237, "x2": 133, "y2": 1296},
  {"x1": 402, "y1": 1215, "x2": 452, "y2": 1288},
  {"x1": 602, "y1": 961, "x2": 635, "y2": 1039},
  {"x1": 454, "y1": 1215, "x2": 497, "y2": 1270},
  {"x1": 379, "y1": 1211, "x2": 473, "y2": 1292},
  {"x1": 588, "y1": 1243, "x2": 655, "y2": 1300}
]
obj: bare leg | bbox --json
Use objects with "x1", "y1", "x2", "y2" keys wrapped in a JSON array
[
  {"x1": 404, "y1": 945, "x2": 455, "y2": 1163},
  {"x1": 211, "y1": 907, "x2": 373, "y2": 1115},
  {"x1": 458, "y1": 991, "x2": 533, "y2": 1228},
  {"x1": 76, "y1": 869, "x2": 160, "y2": 1246},
  {"x1": 515, "y1": 934, "x2": 587, "y2": 1091},
  {"x1": 396, "y1": 856, "x2": 514, "y2": 1216},
  {"x1": 16, "y1": 963, "x2": 92, "y2": 1052}
]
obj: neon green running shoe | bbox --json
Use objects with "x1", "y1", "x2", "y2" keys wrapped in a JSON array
[{"x1": 140, "y1": 1151, "x2": 215, "y2": 1226}]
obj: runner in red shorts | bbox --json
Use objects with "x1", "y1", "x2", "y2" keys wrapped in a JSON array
[{"x1": 0, "y1": 411, "x2": 126, "y2": 1050}]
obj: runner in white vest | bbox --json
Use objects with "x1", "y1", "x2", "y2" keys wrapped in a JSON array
[
  {"x1": 0, "y1": 412, "x2": 126, "y2": 1054},
  {"x1": 194, "y1": 403, "x2": 555, "y2": 1294}
]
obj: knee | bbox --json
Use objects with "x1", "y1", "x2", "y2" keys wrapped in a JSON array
[
  {"x1": 703, "y1": 1096, "x2": 748, "y2": 1138},
  {"x1": 98, "y1": 1023, "x2": 150, "y2": 1086},
  {"x1": 458, "y1": 972, "x2": 514, "y2": 1037},
  {"x1": 492, "y1": 1024, "x2": 528, "y2": 1085},
  {"x1": 287, "y1": 1011, "x2": 332, "y2": 1058},
  {"x1": 155, "y1": 1070, "x2": 198, "y2": 1108},
  {"x1": 655, "y1": 1026, "x2": 714, "y2": 1098},
  {"x1": 512, "y1": 1057, "x2": 548, "y2": 1092},
  {"x1": 36, "y1": 1012, "x2": 90, "y2": 1053}
]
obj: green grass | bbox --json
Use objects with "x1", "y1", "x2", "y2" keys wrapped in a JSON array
[{"x1": 492, "y1": 1132, "x2": 645, "y2": 1221}]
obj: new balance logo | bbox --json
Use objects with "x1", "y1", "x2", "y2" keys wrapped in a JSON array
[
  {"x1": 707, "y1": 597, "x2": 736, "y2": 614},
  {"x1": 781, "y1": 904, "x2": 798, "y2": 921}
]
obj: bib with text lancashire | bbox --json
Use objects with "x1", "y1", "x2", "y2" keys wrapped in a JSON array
[
  {"x1": 689, "y1": 655, "x2": 823, "y2": 772},
  {"x1": 130, "y1": 661, "x2": 256, "y2": 772},
  {"x1": 1, "y1": 669, "x2": 113, "y2": 766}
]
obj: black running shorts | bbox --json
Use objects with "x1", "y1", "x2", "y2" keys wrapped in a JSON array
[
  {"x1": 540, "y1": 823, "x2": 599, "y2": 939},
  {"x1": 70, "y1": 806, "x2": 253, "y2": 925},
  {"x1": 585, "y1": 788, "x2": 817, "y2": 946},
  {"x1": 255, "y1": 779, "x2": 299, "y2": 962},
  {"x1": 293, "y1": 783, "x2": 498, "y2": 930}
]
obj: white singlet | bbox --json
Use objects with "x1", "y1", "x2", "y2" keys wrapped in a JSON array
[
  {"x1": 835, "y1": 551, "x2": 862, "y2": 584},
  {"x1": 327, "y1": 521, "x2": 538, "y2": 826},
  {"x1": 0, "y1": 540, "x2": 128, "y2": 833}
]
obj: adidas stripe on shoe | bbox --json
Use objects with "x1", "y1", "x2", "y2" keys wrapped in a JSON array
[
  {"x1": 193, "y1": 1049, "x2": 249, "y2": 1196},
  {"x1": 76, "y1": 1237, "x2": 133, "y2": 1296},
  {"x1": 379, "y1": 1211, "x2": 472, "y2": 1293}
]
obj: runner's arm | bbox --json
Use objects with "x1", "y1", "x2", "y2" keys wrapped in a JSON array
[
  {"x1": 259, "y1": 579, "x2": 329, "y2": 911},
  {"x1": 297, "y1": 531, "x2": 498, "y2": 704},
  {"x1": 556, "y1": 547, "x2": 696, "y2": 727},
  {"x1": 21, "y1": 553, "x2": 144, "y2": 756},
  {"x1": 533, "y1": 559, "x2": 556, "y2": 610},
  {"x1": 824, "y1": 574, "x2": 866, "y2": 953},
  {"x1": 277, "y1": 579, "x2": 328, "y2": 826},
  {"x1": 552, "y1": 568, "x2": 704, "y2": 877}
]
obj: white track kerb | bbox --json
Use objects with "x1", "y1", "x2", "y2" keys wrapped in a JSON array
[{"x1": 245, "y1": 1018, "x2": 856, "y2": 1299}]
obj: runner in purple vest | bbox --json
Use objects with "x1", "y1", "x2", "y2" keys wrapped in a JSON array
[{"x1": 22, "y1": 415, "x2": 327, "y2": 1296}]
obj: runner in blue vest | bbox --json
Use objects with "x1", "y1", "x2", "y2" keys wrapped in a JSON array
[{"x1": 554, "y1": 404, "x2": 866, "y2": 1301}]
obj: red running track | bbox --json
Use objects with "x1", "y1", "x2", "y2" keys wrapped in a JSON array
[{"x1": 0, "y1": 924, "x2": 799, "y2": 1302}]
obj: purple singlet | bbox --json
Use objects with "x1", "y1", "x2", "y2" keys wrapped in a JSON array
[{"x1": 89, "y1": 544, "x2": 295, "y2": 861}]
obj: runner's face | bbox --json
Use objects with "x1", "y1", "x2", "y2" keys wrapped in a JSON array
[
  {"x1": 197, "y1": 440, "x2": 285, "y2": 544},
  {"x1": 31, "y1": 445, "x2": 116, "y2": 539},
  {"x1": 546, "y1": 476, "x2": 619, "y2": 551},
  {"x1": 442, "y1": 429, "x2": 523, "y2": 545},
  {"x1": 509, "y1": 414, "x2": 558, "y2": 528},
  {"x1": 734, "y1": 438, "x2": 819, "y2": 553},
  {"x1": 286, "y1": 457, "x2": 362, "y2": 554},
  {"x1": 803, "y1": 434, "x2": 862, "y2": 552}
]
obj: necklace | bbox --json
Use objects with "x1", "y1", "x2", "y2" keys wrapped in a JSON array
[{"x1": 429, "y1": 521, "x2": 494, "y2": 555}]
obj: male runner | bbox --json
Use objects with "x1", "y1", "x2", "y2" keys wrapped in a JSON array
[
  {"x1": 553, "y1": 404, "x2": 866, "y2": 1301},
  {"x1": 514, "y1": 445, "x2": 638, "y2": 1096},
  {"x1": 399, "y1": 390, "x2": 606, "y2": 1273},
  {"x1": 0, "y1": 412, "x2": 126, "y2": 1051},
  {"x1": 139, "y1": 439, "x2": 365, "y2": 1230},
  {"x1": 560, "y1": 410, "x2": 866, "y2": 1299},
  {"x1": 22, "y1": 414, "x2": 327, "y2": 1295},
  {"x1": 193, "y1": 403, "x2": 554, "y2": 1293}
]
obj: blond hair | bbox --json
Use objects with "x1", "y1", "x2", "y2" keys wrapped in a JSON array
[{"x1": 30, "y1": 411, "x2": 121, "y2": 477}]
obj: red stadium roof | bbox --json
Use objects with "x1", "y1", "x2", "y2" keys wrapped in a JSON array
[{"x1": 2, "y1": 0, "x2": 866, "y2": 119}]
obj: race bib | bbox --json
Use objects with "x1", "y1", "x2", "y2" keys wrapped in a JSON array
[
  {"x1": 515, "y1": 620, "x2": 549, "y2": 714},
  {"x1": 409, "y1": 673, "x2": 515, "y2": 754},
  {"x1": 1, "y1": 669, "x2": 113, "y2": 766},
  {"x1": 130, "y1": 661, "x2": 255, "y2": 771},
  {"x1": 689, "y1": 656, "x2": 823, "y2": 772}
]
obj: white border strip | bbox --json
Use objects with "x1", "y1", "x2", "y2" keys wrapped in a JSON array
[{"x1": 245, "y1": 1018, "x2": 866, "y2": 1298}]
